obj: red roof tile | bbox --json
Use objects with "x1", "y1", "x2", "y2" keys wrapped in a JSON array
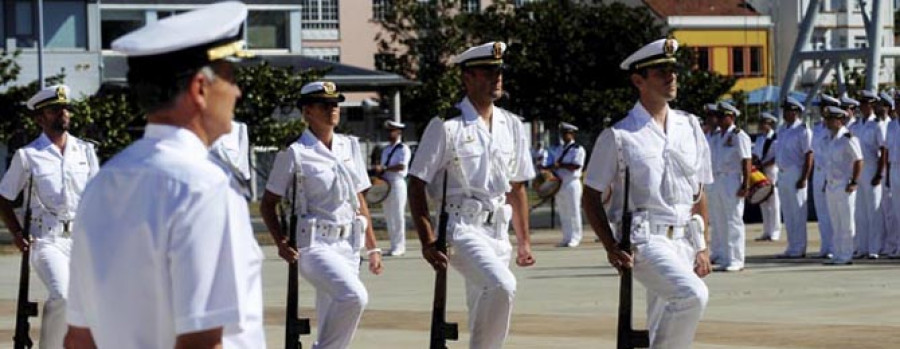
[{"x1": 643, "y1": 0, "x2": 761, "y2": 17}]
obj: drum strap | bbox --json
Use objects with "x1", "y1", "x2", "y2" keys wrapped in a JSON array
[
  {"x1": 557, "y1": 143, "x2": 578, "y2": 166},
  {"x1": 383, "y1": 143, "x2": 402, "y2": 167},
  {"x1": 762, "y1": 133, "x2": 776, "y2": 161}
]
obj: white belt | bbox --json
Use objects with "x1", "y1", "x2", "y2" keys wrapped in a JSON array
[
  {"x1": 649, "y1": 223, "x2": 688, "y2": 240},
  {"x1": 33, "y1": 214, "x2": 73, "y2": 238},
  {"x1": 446, "y1": 202, "x2": 495, "y2": 225},
  {"x1": 314, "y1": 222, "x2": 352, "y2": 240}
]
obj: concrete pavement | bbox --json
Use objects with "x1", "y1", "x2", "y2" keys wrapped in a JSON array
[{"x1": 0, "y1": 221, "x2": 899, "y2": 348}]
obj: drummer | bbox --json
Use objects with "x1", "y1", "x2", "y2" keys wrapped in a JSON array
[
  {"x1": 375, "y1": 120, "x2": 412, "y2": 256},
  {"x1": 752, "y1": 111, "x2": 781, "y2": 241},
  {"x1": 708, "y1": 101, "x2": 752, "y2": 271},
  {"x1": 549, "y1": 122, "x2": 586, "y2": 247}
]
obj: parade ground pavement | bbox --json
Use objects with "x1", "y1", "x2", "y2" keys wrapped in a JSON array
[{"x1": 0, "y1": 221, "x2": 899, "y2": 348}]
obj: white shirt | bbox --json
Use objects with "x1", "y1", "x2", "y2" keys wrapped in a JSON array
[
  {"x1": 812, "y1": 121, "x2": 831, "y2": 170},
  {"x1": 710, "y1": 125, "x2": 751, "y2": 175},
  {"x1": 0, "y1": 133, "x2": 98, "y2": 237},
  {"x1": 379, "y1": 140, "x2": 411, "y2": 181},
  {"x1": 548, "y1": 140, "x2": 586, "y2": 181},
  {"x1": 887, "y1": 119, "x2": 900, "y2": 165},
  {"x1": 857, "y1": 115, "x2": 887, "y2": 163},
  {"x1": 409, "y1": 97, "x2": 535, "y2": 201},
  {"x1": 68, "y1": 124, "x2": 265, "y2": 348},
  {"x1": 825, "y1": 126, "x2": 863, "y2": 185},
  {"x1": 267, "y1": 129, "x2": 370, "y2": 225},
  {"x1": 774, "y1": 119, "x2": 812, "y2": 171},
  {"x1": 532, "y1": 148, "x2": 548, "y2": 169},
  {"x1": 212, "y1": 121, "x2": 251, "y2": 180},
  {"x1": 585, "y1": 102, "x2": 713, "y2": 226},
  {"x1": 753, "y1": 129, "x2": 778, "y2": 166}
]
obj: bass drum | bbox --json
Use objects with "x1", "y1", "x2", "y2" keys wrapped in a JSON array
[
  {"x1": 364, "y1": 176, "x2": 392, "y2": 205},
  {"x1": 533, "y1": 170, "x2": 561, "y2": 199},
  {"x1": 747, "y1": 167, "x2": 774, "y2": 205}
]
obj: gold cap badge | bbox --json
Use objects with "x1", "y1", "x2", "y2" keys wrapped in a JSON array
[
  {"x1": 492, "y1": 42, "x2": 503, "y2": 59},
  {"x1": 664, "y1": 39, "x2": 676, "y2": 57},
  {"x1": 323, "y1": 82, "x2": 336, "y2": 95}
]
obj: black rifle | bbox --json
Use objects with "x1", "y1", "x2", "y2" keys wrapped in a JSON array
[
  {"x1": 284, "y1": 174, "x2": 310, "y2": 349},
  {"x1": 14, "y1": 177, "x2": 37, "y2": 349},
  {"x1": 429, "y1": 172, "x2": 458, "y2": 349},
  {"x1": 617, "y1": 168, "x2": 650, "y2": 349}
]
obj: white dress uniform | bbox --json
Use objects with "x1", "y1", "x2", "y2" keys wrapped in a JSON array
[
  {"x1": 854, "y1": 114, "x2": 887, "y2": 257},
  {"x1": 409, "y1": 96, "x2": 534, "y2": 349},
  {"x1": 532, "y1": 147, "x2": 548, "y2": 173},
  {"x1": 0, "y1": 131, "x2": 98, "y2": 348},
  {"x1": 267, "y1": 128, "x2": 372, "y2": 349},
  {"x1": 380, "y1": 139, "x2": 411, "y2": 255},
  {"x1": 886, "y1": 119, "x2": 900, "y2": 256},
  {"x1": 586, "y1": 100, "x2": 711, "y2": 348},
  {"x1": 68, "y1": 125, "x2": 265, "y2": 348},
  {"x1": 213, "y1": 120, "x2": 251, "y2": 180},
  {"x1": 812, "y1": 121, "x2": 835, "y2": 256},
  {"x1": 550, "y1": 139, "x2": 586, "y2": 247},
  {"x1": 753, "y1": 128, "x2": 781, "y2": 240},
  {"x1": 709, "y1": 124, "x2": 751, "y2": 270},
  {"x1": 774, "y1": 119, "x2": 813, "y2": 257},
  {"x1": 824, "y1": 125, "x2": 863, "y2": 264}
]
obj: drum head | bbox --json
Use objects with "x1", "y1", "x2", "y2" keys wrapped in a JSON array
[
  {"x1": 365, "y1": 177, "x2": 392, "y2": 205},
  {"x1": 748, "y1": 184, "x2": 773, "y2": 205},
  {"x1": 537, "y1": 180, "x2": 561, "y2": 198}
]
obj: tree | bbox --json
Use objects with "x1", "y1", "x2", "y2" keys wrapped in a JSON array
[{"x1": 377, "y1": 0, "x2": 736, "y2": 141}]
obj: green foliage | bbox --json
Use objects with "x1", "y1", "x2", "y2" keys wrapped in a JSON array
[
  {"x1": 234, "y1": 61, "x2": 326, "y2": 148},
  {"x1": 0, "y1": 49, "x2": 66, "y2": 149},
  {"x1": 377, "y1": 0, "x2": 736, "y2": 139},
  {"x1": 69, "y1": 92, "x2": 142, "y2": 160}
]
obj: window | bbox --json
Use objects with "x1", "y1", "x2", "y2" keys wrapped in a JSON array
[
  {"x1": 303, "y1": 47, "x2": 340, "y2": 62},
  {"x1": 692, "y1": 47, "x2": 711, "y2": 72},
  {"x1": 461, "y1": 0, "x2": 479, "y2": 13},
  {"x1": 372, "y1": 0, "x2": 391, "y2": 21},
  {"x1": 6, "y1": 0, "x2": 86, "y2": 49},
  {"x1": 101, "y1": 11, "x2": 145, "y2": 49},
  {"x1": 731, "y1": 46, "x2": 764, "y2": 77},
  {"x1": 854, "y1": 35, "x2": 868, "y2": 48},
  {"x1": 248, "y1": 11, "x2": 289, "y2": 49},
  {"x1": 301, "y1": 0, "x2": 339, "y2": 30}
]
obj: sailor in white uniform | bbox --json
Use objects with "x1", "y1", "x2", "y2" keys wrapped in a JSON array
[
  {"x1": 408, "y1": 41, "x2": 536, "y2": 349},
  {"x1": 583, "y1": 38, "x2": 712, "y2": 348},
  {"x1": 376, "y1": 120, "x2": 412, "y2": 256},
  {"x1": 753, "y1": 112, "x2": 782, "y2": 241},
  {"x1": 65, "y1": 3, "x2": 265, "y2": 347},
  {"x1": 549, "y1": 122, "x2": 586, "y2": 247},
  {"x1": 708, "y1": 101, "x2": 751, "y2": 271},
  {"x1": 854, "y1": 90, "x2": 887, "y2": 259},
  {"x1": 0, "y1": 85, "x2": 99, "y2": 349},
  {"x1": 821, "y1": 106, "x2": 863, "y2": 265},
  {"x1": 774, "y1": 97, "x2": 813, "y2": 258},
  {"x1": 810, "y1": 94, "x2": 841, "y2": 258}
]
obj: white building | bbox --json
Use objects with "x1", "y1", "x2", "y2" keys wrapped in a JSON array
[{"x1": 749, "y1": 0, "x2": 895, "y2": 88}]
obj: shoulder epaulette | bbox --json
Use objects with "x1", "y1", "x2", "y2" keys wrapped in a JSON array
[
  {"x1": 80, "y1": 138, "x2": 100, "y2": 147},
  {"x1": 732, "y1": 127, "x2": 741, "y2": 134}
]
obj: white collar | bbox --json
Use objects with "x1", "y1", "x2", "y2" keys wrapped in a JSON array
[{"x1": 143, "y1": 124, "x2": 209, "y2": 159}]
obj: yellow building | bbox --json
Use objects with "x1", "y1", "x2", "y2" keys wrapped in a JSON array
[{"x1": 643, "y1": 0, "x2": 773, "y2": 93}]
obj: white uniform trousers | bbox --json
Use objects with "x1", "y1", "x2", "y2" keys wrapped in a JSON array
[
  {"x1": 448, "y1": 219, "x2": 516, "y2": 349},
  {"x1": 555, "y1": 178, "x2": 583, "y2": 246},
  {"x1": 881, "y1": 187, "x2": 895, "y2": 254},
  {"x1": 383, "y1": 178, "x2": 408, "y2": 255},
  {"x1": 32, "y1": 237, "x2": 71, "y2": 349},
  {"x1": 709, "y1": 173, "x2": 745, "y2": 268},
  {"x1": 759, "y1": 166, "x2": 782, "y2": 240},
  {"x1": 812, "y1": 168, "x2": 833, "y2": 255},
  {"x1": 299, "y1": 240, "x2": 368, "y2": 349},
  {"x1": 633, "y1": 225, "x2": 708, "y2": 348},
  {"x1": 888, "y1": 166, "x2": 900, "y2": 255},
  {"x1": 705, "y1": 181, "x2": 724, "y2": 264},
  {"x1": 777, "y1": 167, "x2": 809, "y2": 256},
  {"x1": 825, "y1": 186, "x2": 856, "y2": 263},
  {"x1": 854, "y1": 164, "x2": 884, "y2": 255}
]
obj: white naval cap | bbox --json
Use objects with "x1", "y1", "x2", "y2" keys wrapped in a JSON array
[
  {"x1": 760, "y1": 112, "x2": 778, "y2": 123},
  {"x1": 383, "y1": 120, "x2": 406, "y2": 130},
  {"x1": 823, "y1": 106, "x2": 848, "y2": 118},
  {"x1": 879, "y1": 91, "x2": 895, "y2": 109},
  {"x1": 781, "y1": 96, "x2": 805, "y2": 112},
  {"x1": 27, "y1": 84, "x2": 71, "y2": 111},
  {"x1": 620, "y1": 38, "x2": 679, "y2": 71},
  {"x1": 840, "y1": 94, "x2": 860, "y2": 108},
  {"x1": 858, "y1": 89, "x2": 880, "y2": 102},
  {"x1": 451, "y1": 42, "x2": 506, "y2": 69},
  {"x1": 112, "y1": 1, "x2": 253, "y2": 83},
  {"x1": 820, "y1": 94, "x2": 840, "y2": 107},
  {"x1": 298, "y1": 81, "x2": 345, "y2": 106},
  {"x1": 559, "y1": 122, "x2": 579, "y2": 133},
  {"x1": 718, "y1": 101, "x2": 740, "y2": 117},
  {"x1": 704, "y1": 103, "x2": 718, "y2": 113}
]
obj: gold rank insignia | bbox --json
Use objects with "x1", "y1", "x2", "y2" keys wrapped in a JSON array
[
  {"x1": 323, "y1": 82, "x2": 337, "y2": 95},
  {"x1": 664, "y1": 39, "x2": 676, "y2": 57},
  {"x1": 56, "y1": 86, "x2": 68, "y2": 101},
  {"x1": 492, "y1": 42, "x2": 503, "y2": 59}
]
